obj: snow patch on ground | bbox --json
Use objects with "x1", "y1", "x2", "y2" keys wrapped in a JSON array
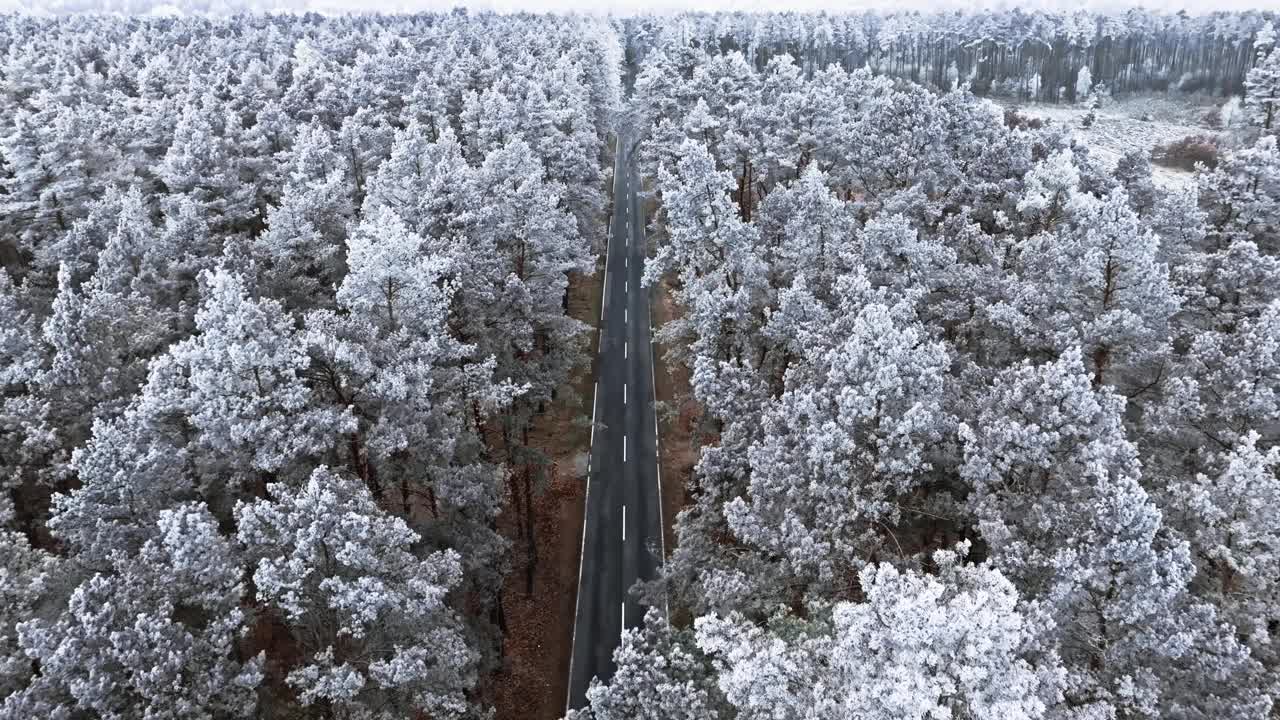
[
  {"x1": 571, "y1": 450, "x2": 588, "y2": 479},
  {"x1": 1000, "y1": 96, "x2": 1229, "y2": 190}
]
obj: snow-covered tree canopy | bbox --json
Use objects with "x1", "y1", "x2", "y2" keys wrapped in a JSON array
[
  {"x1": 580, "y1": 13, "x2": 1279, "y2": 720},
  {"x1": 618, "y1": 9, "x2": 1277, "y2": 110},
  {"x1": 2, "y1": 7, "x2": 1279, "y2": 720},
  {"x1": 0, "y1": 10, "x2": 619, "y2": 719}
]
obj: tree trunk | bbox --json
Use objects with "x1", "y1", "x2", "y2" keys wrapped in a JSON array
[
  {"x1": 493, "y1": 587, "x2": 508, "y2": 651},
  {"x1": 522, "y1": 427, "x2": 537, "y2": 596},
  {"x1": 425, "y1": 484, "x2": 438, "y2": 520},
  {"x1": 350, "y1": 434, "x2": 382, "y2": 500},
  {"x1": 1092, "y1": 345, "x2": 1111, "y2": 390}
]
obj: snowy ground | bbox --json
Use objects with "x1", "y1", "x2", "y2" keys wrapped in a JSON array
[{"x1": 998, "y1": 95, "x2": 1229, "y2": 189}]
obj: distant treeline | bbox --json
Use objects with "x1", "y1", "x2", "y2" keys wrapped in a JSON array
[{"x1": 623, "y1": 10, "x2": 1277, "y2": 102}]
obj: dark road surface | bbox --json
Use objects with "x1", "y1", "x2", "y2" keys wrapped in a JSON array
[{"x1": 565, "y1": 132, "x2": 665, "y2": 713}]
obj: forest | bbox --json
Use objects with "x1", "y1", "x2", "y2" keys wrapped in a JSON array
[
  {"x1": 622, "y1": 10, "x2": 1276, "y2": 100},
  {"x1": 1, "y1": 6, "x2": 1278, "y2": 720}
]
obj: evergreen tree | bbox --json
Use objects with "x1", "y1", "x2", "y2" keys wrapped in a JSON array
[
  {"x1": 572, "y1": 609, "x2": 727, "y2": 720},
  {"x1": 693, "y1": 546, "x2": 1060, "y2": 720},
  {"x1": 8, "y1": 505, "x2": 262, "y2": 720},
  {"x1": 236, "y1": 466, "x2": 477, "y2": 719},
  {"x1": 960, "y1": 349, "x2": 1268, "y2": 719},
  {"x1": 1246, "y1": 46, "x2": 1280, "y2": 135}
]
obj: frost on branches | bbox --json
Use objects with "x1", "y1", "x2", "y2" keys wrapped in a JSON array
[
  {"x1": 0, "y1": 11, "x2": 617, "y2": 719},
  {"x1": 2, "y1": 8, "x2": 1279, "y2": 720},
  {"x1": 597, "y1": 17, "x2": 1279, "y2": 720},
  {"x1": 237, "y1": 467, "x2": 476, "y2": 719}
]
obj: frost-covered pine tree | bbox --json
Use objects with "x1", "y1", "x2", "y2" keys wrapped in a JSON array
[
  {"x1": 1246, "y1": 46, "x2": 1280, "y2": 135},
  {"x1": 1163, "y1": 432, "x2": 1280, "y2": 668},
  {"x1": 1158, "y1": 298, "x2": 1280, "y2": 437},
  {"x1": 8, "y1": 504, "x2": 262, "y2": 720},
  {"x1": 0, "y1": 271, "x2": 41, "y2": 390},
  {"x1": 0, "y1": 92, "x2": 134, "y2": 259},
  {"x1": 1113, "y1": 149, "x2": 1157, "y2": 216},
  {"x1": 692, "y1": 545, "x2": 1060, "y2": 720},
  {"x1": 154, "y1": 95, "x2": 256, "y2": 231},
  {"x1": 236, "y1": 466, "x2": 478, "y2": 719},
  {"x1": 1074, "y1": 64, "x2": 1093, "y2": 102},
  {"x1": 249, "y1": 121, "x2": 354, "y2": 309},
  {"x1": 304, "y1": 204, "x2": 517, "y2": 602},
  {"x1": 959, "y1": 349, "x2": 1269, "y2": 719},
  {"x1": 457, "y1": 136, "x2": 593, "y2": 413},
  {"x1": 997, "y1": 184, "x2": 1178, "y2": 388},
  {"x1": 0, "y1": 497, "x2": 60, "y2": 704},
  {"x1": 1197, "y1": 136, "x2": 1280, "y2": 249},
  {"x1": 759, "y1": 163, "x2": 857, "y2": 300},
  {"x1": 362, "y1": 121, "x2": 471, "y2": 240},
  {"x1": 725, "y1": 281, "x2": 952, "y2": 602},
  {"x1": 571, "y1": 609, "x2": 727, "y2": 720},
  {"x1": 151, "y1": 268, "x2": 353, "y2": 483},
  {"x1": 842, "y1": 72, "x2": 946, "y2": 198},
  {"x1": 647, "y1": 139, "x2": 770, "y2": 372}
]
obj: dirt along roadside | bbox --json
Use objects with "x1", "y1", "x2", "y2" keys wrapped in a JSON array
[
  {"x1": 492, "y1": 263, "x2": 602, "y2": 720},
  {"x1": 650, "y1": 274, "x2": 696, "y2": 558},
  {"x1": 639, "y1": 177, "x2": 698, "y2": 559}
]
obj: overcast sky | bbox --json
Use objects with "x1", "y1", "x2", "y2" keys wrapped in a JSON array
[{"x1": 0, "y1": 0, "x2": 1273, "y2": 16}]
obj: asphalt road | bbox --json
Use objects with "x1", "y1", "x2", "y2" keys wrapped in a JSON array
[{"x1": 565, "y1": 132, "x2": 664, "y2": 712}]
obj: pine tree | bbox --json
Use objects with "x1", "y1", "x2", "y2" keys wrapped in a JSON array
[
  {"x1": 998, "y1": 187, "x2": 1179, "y2": 388},
  {"x1": 250, "y1": 121, "x2": 354, "y2": 310},
  {"x1": 0, "y1": 270, "x2": 42, "y2": 391},
  {"x1": 154, "y1": 94, "x2": 256, "y2": 231},
  {"x1": 572, "y1": 610, "x2": 727, "y2": 720},
  {"x1": 1245, "y1": 46, "x2": 1280, "y2": 135},
  {"x1": 759, "y1": 163, "x2": 856, "y2": 299},
  {"x1": 0, "y1": 498, "x2": 60, "y2": 702},
  {"x1": 362, "y1": 121, "x2": 471, "y2": 240},
  {"x1": 305, "y1": 203, "x2": 518, "y2": 533},
  {"x1": 1164, "y1": 431, "x2": 1280, "y2": 668},
  {"x1": 1113, "y1": 149, "x2": 1157, "y2": 216},
  {"x1": 143, "y1": 268, "x2": 353, "y2": 485},
  {"x1": 959, "y1": 349, "x2": 1268, "y2": 719},
  {"x1": 0, "y1": 94, "x2": 134, "y2": 259},
  {"x1": 1198, "y1": 136, "x2": 1280, "y2": 250},
  {"x1": 1147, "y1": 301, "x2": 1280, "y2": 475},
  {"x1": 693, "y1": 545, "x2": 1060, "y2": 720},
  {"x1": 10, "y1": 504, "x2": 262, "y2": 719},
  {"x1": 1075, "y1": 64, "x2": 1093, "y2": 103},
  {"x1": 236, "y1": 466, "x2": 477, "y2": 719},
  {"x1": 725, "y1": 284, "x2": 952, "y2": 600}
]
